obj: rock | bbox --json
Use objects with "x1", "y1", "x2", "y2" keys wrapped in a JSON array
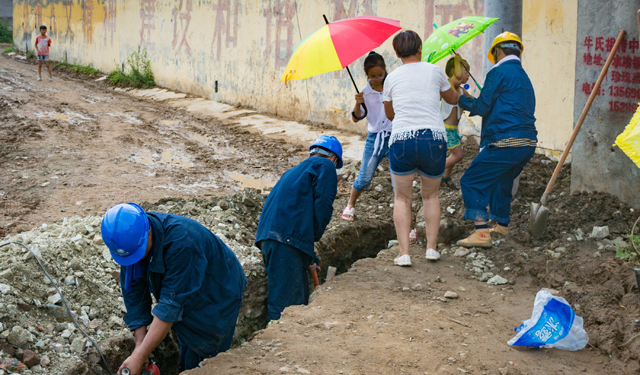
[
  {"x1": 574, "y1": 228, "x2": 584, "y2": 241},
  {"x1": 40, "y1": 355, "x2": 50, "y2": 366},
  {"x1": 217, "y1": 200, "x2": 230, "y2": 210},
  {"x1": 18, "y1": 303, "x2": 31, "y2": 312},
  {"x1": 444, "y1": 291, "x2": 458, "y2": 299},
  {"x1": 478, "y1": 273, "x2": 493, "y2": 282},
  {"x1": 23, "y1": 349, "x2": 40, "y2": 368},
  {"x1": 541, "y1": 288, "x2": 560, "y2": 295},
  {"x1": 591, "y1": 226, "x2": 610, "y2": 239},
  {"x1": 279, "y1": 366, "x2": 292, "y2": 372},
  {"x1": 498, "y1": 368, "x2": 508, "y2": 375},
  {"x1": 64, "y1": 276, "x2": 76, "y2": 285},
  {"x1": 411, "y1": 283, "x2": 423, "y2": 291},
  {"x1": 593, "y1": 251, "x2": 602, "y2": 258},
  {"x1": 612, "y1": 236, "x2": 627, "y2": 247},
  {"x1": 108, "y1": 315, "x2": 123, "y2": 327},
  {"x1": 61, "y1": 329, "x2": 72, "y2": 339},
  {"x1": 435, "y1": 276, "x2": 445, "y2": 283},
  {"x1": 487, "y1": 275, "x2": 508, "y2": 285},
  {"x1": 48, "y1": 293, "x2": 62, "y2": 305},
  {"x1": 297, "y1": 368, "x2": 311, "y2": 374},
  {"x1": 31, "y1": 364, "x2": 44, "y2": 373},
  {"x1": 0, "y1": 284, "x2": 10, "y2": 294},
  {"x1": 453, "y1": 248, "x2": 470, "y2": 257},
  {"x1": 8, "y1": 326, "x2": 30, "y2": 346},
  {"x1": 71, "y1": 337, "x2": 87, "y2": 353},
  {"x1": 374, "y1": 185, "x2": 383, "y2": 192}
]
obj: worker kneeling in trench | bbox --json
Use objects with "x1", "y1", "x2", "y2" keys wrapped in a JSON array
[{"x1": 101, "y1": 203, "x2": 247, "y2": 375}]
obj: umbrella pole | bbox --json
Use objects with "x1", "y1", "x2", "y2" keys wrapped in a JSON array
[
  {"x1": 323, "y1": 14, "x2": 367, "y2": 120},
  {"x1": 451, "y1": 51, "x2": 483, "y2": 91}
]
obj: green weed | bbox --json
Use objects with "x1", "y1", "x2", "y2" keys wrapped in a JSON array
[
  {"x1": 52, "y1": 61, "x2": 101, "y2": 76},
  {"x1": 2, "y1": 46, "x2": 14, "y2": 53},
  {"x1": 106, "y1": 49, "x2": 154, "y2": 88},
  {"x1": 0, "y1": 21, "x2": 11, "y2": 44},
  {"x1": 616, "y1": 228, "x2": 640, "y2": 264},
  {"x1": 26, "y1": 50, "x2": 35, "y2": 59}
]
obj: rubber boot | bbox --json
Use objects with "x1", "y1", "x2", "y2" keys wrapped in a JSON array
[{"x1": 457, "y1": 228, "x2": 492, "y2": 248}]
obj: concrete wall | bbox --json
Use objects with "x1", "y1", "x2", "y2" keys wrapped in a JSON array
[
  {"x1": 571, "y1": 0, "x2": 640, "y2": 209},
  {"x1": 522, "y1": 0, "x2": 578, "y2": 155}
]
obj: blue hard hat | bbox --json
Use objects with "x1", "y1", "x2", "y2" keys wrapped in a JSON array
[
  {"x1": 101, "y1": 203, "x2": 149, "y2": 266},
  {"x1": 310, "y1": 135, "x2": 343, "y2": 169}
]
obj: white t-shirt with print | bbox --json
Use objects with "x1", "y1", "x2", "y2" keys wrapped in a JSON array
[
  {"x1": 359, "y1": 82, "x2": 393, "y2": 134},
  {"x1": 383, "y1": 62, "x2": 451, "y2": 145}
]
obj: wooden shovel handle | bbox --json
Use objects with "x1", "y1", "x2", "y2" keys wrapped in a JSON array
[
  {"x1": 312, "y1": 270, "x2": 320, "y2": 288},
  {"x1": 540, "y1": 29, "x2": 626, "y2": 205}
]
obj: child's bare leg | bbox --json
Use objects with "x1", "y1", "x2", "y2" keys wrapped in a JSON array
[
  {"x1": 443, "y1": 146, "x2": 464, "y2": 178},
  {"x1": 46, "y1": 61, "x2": 52, "y2": 78},
  {"x1": 38, "y1": 60, "x2": 42, "y2": 79}
]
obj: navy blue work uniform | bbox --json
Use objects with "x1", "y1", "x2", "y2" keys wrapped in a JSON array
[
  {"x1": 458, "y1": 58, "x2": 537, "y2": 224},
  {"x1": 255, "y1": 157, "x2": 337, "y2": 320},
  {"x1": 121, "y1": 212, "x2": 247, "y2": 372}
]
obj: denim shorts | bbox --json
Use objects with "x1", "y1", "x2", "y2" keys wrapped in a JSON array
[
  {"x1": 389, "y1": 129, "x2": 447, "y2": 178},
  {"x1": 37, "y1": 55, "x2": 49, "y2": 61}
]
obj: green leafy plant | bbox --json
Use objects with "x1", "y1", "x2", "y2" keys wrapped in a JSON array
[
  {"x1": 0, "y1": 21, "x2": 11, "y2": 44},
  {"x1": 106, "y1": 49, "x2": 154, "y2": 88},
  {"x1": 616, "y1": 219, "x2": 640, "y2": 263},
  {"x1": 2, "y1": 46, "x2": 14, "y2": 53}
]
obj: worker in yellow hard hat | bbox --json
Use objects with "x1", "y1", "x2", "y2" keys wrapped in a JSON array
[{"x1": 455, "y1": 31, "x2": 537, "y2": 248}]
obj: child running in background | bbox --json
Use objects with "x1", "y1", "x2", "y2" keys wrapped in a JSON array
[
  {"x1": 440, "y1": 55, "x2": 470, "y2": 189},
  {"x1": 35, "y1": 25, "x2": 53, "y2": 82},
  {"x1": 342, "y1": 51, "x2": 418, "y2": 243}
]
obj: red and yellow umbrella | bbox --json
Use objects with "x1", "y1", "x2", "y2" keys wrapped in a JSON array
[{"x1": 281, "y1": 15, "x2": 401, "y2": 83}]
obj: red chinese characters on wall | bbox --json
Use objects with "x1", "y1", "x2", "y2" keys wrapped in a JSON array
[
  {"x1": 212, "y1": 0, "x2": 239, "y2": 60},
  {"x1": 264, "y1": 0, "x2": 297, "y2": 71},
  {"x1": 140, "y1": 0, "x2": 156, "y2": 50},
  {"x1": 63, "y1": 0, "x2": 74, "y2": 38},
  {"x1": 82, "y1": 0, "x2": 94, "y2": 44},
  {"x1": 104, "y1": 0, "x2": 117, "y2": 47},
  {"x1": 172, "y1": 0, "x2": 193, "y2": 56},
  {"x1": 329, "y1": 0, "x2": 374, "y2": 78},
  {"x1": 580, "y1": 35, "x2": 640, "y2": 113}
]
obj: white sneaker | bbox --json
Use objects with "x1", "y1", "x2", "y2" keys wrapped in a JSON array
[
  {"x1": 425, "y1": 248, "x2": 440, "y2": 261},
  {"x1": 393, "y1": 254, "x2": 411, "y2": 266}
]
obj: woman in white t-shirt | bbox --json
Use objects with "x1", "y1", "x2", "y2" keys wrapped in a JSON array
[{"x1": 383, "y1": 30, "x2": 460, "y2": 265}]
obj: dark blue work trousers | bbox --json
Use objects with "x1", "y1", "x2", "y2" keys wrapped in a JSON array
[
  {"x1": 260, "y1": 239, "x2": 312, "y2": 321},
  {"x1": 460, "y1": 145, "x2": 535, "y2": 225}
]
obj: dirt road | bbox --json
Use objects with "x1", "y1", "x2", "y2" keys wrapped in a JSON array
[{"x1": 0, "y1": 54, "x2": 303, "y2": 236}]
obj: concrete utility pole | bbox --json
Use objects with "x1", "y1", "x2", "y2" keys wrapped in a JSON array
[{"x1": 482, "y1": 0, "x2": 523, "y2": 79}]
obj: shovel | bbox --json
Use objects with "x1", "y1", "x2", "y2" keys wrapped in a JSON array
[{"x1": 530, "y1": 29, "x2": 626, "y2": 240}]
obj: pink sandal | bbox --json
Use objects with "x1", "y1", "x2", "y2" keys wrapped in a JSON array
[{"x1": 342, "y1": 207, "x2": 355, "y2": 221}]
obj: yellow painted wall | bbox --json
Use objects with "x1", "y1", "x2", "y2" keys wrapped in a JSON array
[
  {"x1": 522, "y1": 0, "x2": 578, "y2": 152},
  {"x1": 11, "y1": 0, "x2": 575, "y2": 154}
]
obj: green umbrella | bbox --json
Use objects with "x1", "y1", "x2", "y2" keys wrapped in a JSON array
[{"x1": 422, "y1": 16, "x2": 499, "y2": 90}]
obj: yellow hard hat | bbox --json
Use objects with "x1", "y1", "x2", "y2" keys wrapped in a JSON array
[{"x1": 487, "y1": 32, "x2": 523, "y2": 63}]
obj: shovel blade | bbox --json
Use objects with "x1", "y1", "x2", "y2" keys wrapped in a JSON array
[{"x1": 530, "y1": 202, "x2": 550, "y2": 240}]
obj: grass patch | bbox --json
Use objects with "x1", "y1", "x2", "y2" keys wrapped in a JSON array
[
  {"x1": 0, "y1": 21, "x2": 11, "y2": 44},
  {"x1": 107, "y1": 49, "x2": 154, "y2": 88},
  {"x1": 3, "y1": 46, "x2": 14, "y2": 53},
  {"x1": 26, "y1": 50, "x2": 35, "y2": 59},
  {"x1": 52, "y1": 61, "x2": 101, "y2": 76}
]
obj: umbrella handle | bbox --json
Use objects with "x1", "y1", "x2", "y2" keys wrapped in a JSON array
[{"x1": 353, "y1": 103, "x2": 368, "y2": 121}]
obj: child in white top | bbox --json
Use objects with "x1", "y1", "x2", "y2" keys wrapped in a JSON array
[
  {"x1": 440, "y1": 56, "x2": 471, "y2": 189},
  {"x1": 342, "y1": 52, "x2": 395, "y2": 219}
]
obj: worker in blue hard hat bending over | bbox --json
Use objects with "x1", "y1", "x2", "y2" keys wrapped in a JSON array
[
  {"x1": 256, "y1": 135, "x2": 343, "y2": 321},
  {"x1": 101, "y1": 203, "x2": 246, "y2": 375}
]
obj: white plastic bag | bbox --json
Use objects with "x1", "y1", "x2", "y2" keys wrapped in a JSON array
[{"x1": 507, "y1": 290, "x2": 589, "y2": 350}]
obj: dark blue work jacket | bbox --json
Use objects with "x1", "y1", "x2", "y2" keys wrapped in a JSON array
[
  {"x1": 458, "y1": 59, "x2": 537, "y2": 148},
  {"x1": 121, "y1": 212, "x2": 246, "y2": 357},
  {"x1": 255, "y1": 157, "x2": 338, "y2": 263}
]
